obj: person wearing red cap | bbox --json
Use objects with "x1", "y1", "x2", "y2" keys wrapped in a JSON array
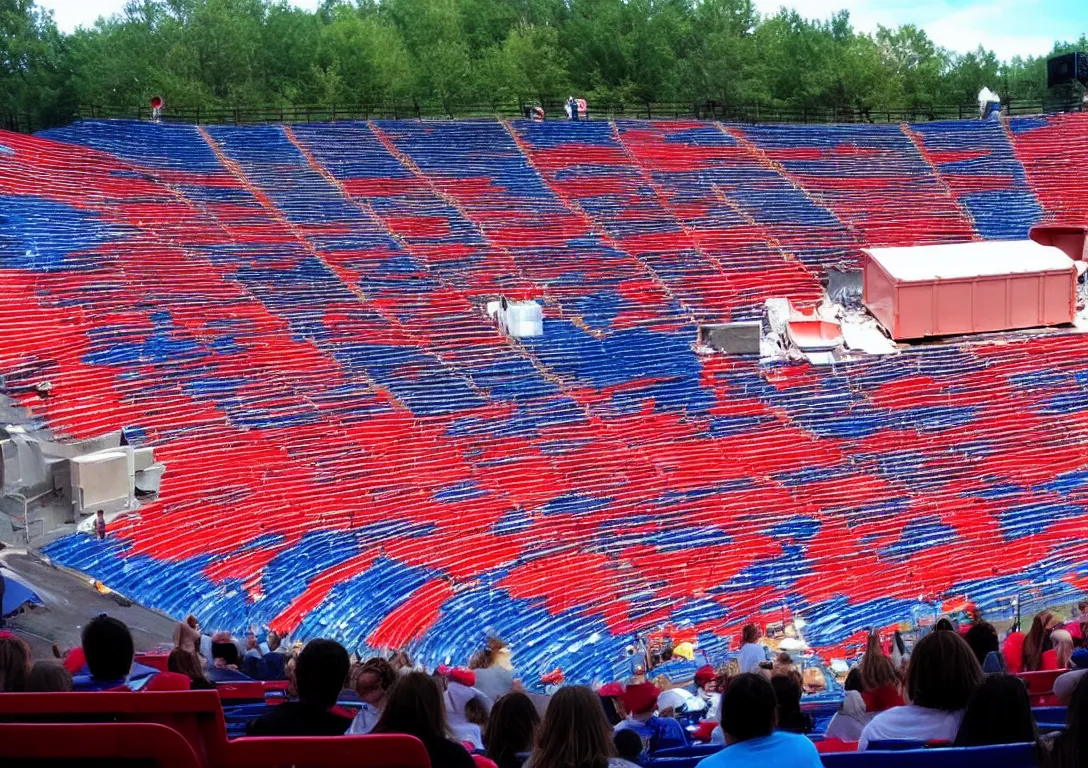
[{"x1": 613, "y1": 681, "x2": 687, "y2": 752}]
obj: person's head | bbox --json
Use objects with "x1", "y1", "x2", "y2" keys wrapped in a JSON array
[
  {"x1": 82, "y1": 615, "x2": 134, "y2": 681},
  {"x1": 465, "y1": 696, "x2": 489, "y2": 727},
  {"x1": 293, "y1": 638, "x2": 349, "y2": 710},
  {"x1": 469, "y1": 637, "x2": 510, "y2": 670},
  {"x1": 266, "y1": 630, "x2": 281, "y2": 652},
  {"x1": 843, "y1": 667, "x2": 863, "y2": 693},
  {"x1": 374, "y1": 671, "x2": 449, "y2": 742},
  {"x1": 613, "y1": 728, "x2": 643, "y2": 762},
  {"x1": 485, "y1": 691, "x2": 540, "y2": 763},
  {"x1": 934, "y1": 618, "x2": 955, "y2": 632},
  {"x1": 619, "y1": 681, "x2": 659, "y2": 721},
  {"x1": 96, "y1": 510, "x2": 104, "y2": 519},
  {"x1": 1023, "y1": 611, "x2": 1057, "y2": 671},
  {"x1": 964, "y1": 622, "x2": 999, "y2": 668},
  {"x1": 955, "y1": 674, "x2": 1036, "y2": 747},
  {"x1": 168, "y1": 647, "x2": 210, "y2": 684},
  {"x1": 741, "y1": 624, "x2": 760, "y2": 644},
  {"x1": 356, "y1": 656, "x2": 396, "y2": 707},
  {"x1": 1079, "y1": 600, "x2": 1088, "y2": 616},
  {"x1": 0, "y1": 633, "x2": 32, "y2": 692},
  {"x1": 245, "y1": 632, "x2": 258, "y2": 651},
  {"x1": 905, "y1": 629, "x2": 984, "y2": 711},
  {"x1": 770, "y1": 672, "x2": 802, "y2": 713},
  {"x1": 859, "y1": 649, "x2": 900, "y2": 692},
  {"x1": 694, "y1": 664, "x2": 716, "y2": 692},
  {"x1": 390, "y1": 649, "x2": 413, "y2": 672},
  {"x1": 1051, "y1": 629, "x2": 1075, "y2": 669},
  {"x1": 719, "y1": 673, "x2": 776, "y2": 745},
  {"x1": 25, "y1": 660, "x2": 73, "y2": 692},
  {"x1": 532, "y1": 685, "x2": 616, "y2": 768}
]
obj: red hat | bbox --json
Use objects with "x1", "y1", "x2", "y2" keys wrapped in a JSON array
[
  {"x1": 694, "y1": 665, "x2": 715, "y2": 688},
  {"x1": 598, "y1": 682, "x2": 624, "y2": 698},
  {"x1": 449, "y1": 667, "x2": 476, "y2": 687},
  {"x1": 621, "y1": 682, "x2": 660, "y2": 715}
]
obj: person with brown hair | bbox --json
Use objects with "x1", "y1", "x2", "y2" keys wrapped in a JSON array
[
  {"x1": 1022, "y1": 611, "x2": 1058, "y2": 672},
  {"x1": 485, "y1": 691, "x2": 540, "y2": 768},
  {"x1": 372, "y1": 671, "x2": 475, "y2": 768},
  {"x1": 857, "y1": 643, "x2": 904, "y2": 714},
  {"x1": 858, "y1": 629, "x2": 984, "y2": 750},
  {"x1": 524, "y1": 685, "x2": 638, "y2": 768},
  {"x1": 348, "y1": 656, "x2": 396, "y2": 735},
  {"x1": 471, "y1": 637, "x2": 518, "y2": 701},
  {"x1": 0, "y1": 632, "x2": 31, "y2": 692},
  {"x1": 955, "y1": 673, "x2": 1037, "y2": 747},
  {"x1": 736, "y1": 624, "x2": 765, "y2": 674},
  {"x1": 167, "y1": 648, "x2": 215, "y2": 690},
  {"x1": 24, "y1": 660, "x2": 73, "y2": 692}
]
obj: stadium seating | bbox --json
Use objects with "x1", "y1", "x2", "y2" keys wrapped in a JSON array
[
  {"x1": 2, "y1": 114, "x2": 1088, "y2": 684},
  {"x1": 226, "y1": 733, "x2": 431, "y2": 768},
  {"x1": 0, "y1": 691, "x2": 228, "y2": 768},
  {"x1": 0, "y1": 722, "x2": 201, "y2": 768}
]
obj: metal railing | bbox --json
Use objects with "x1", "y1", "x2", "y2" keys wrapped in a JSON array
[{"x1": 3, "y1": 97, "x2": 1083, "y2": 133}]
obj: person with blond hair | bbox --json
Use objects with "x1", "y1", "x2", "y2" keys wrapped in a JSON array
[{"x1": 1045, "y1": 629, "x2": 1076, "y2": 670}]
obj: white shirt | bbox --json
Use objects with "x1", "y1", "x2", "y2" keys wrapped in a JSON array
[
  {"x1": 858, "y1": 705, "x2": 965, "y2": 750},
  {"x1": 736, "y1": 643, "x2": 766, "y2": 674},
  {"x1": 348, "y1": 702, "x2": 381, "y2": 735}
]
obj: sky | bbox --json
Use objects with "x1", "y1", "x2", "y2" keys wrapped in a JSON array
[{"x1": 36, "y1": 0, "x2": 1085, "y2": 61}]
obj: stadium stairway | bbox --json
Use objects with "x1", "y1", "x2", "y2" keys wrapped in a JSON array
[{"x1": 2, "y1": 116, "x2": 1087, "y2": 681}]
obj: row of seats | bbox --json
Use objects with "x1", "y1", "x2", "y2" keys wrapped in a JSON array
[{"x1": 1, "y1": 115, "x2": 1087, "y2": 679}]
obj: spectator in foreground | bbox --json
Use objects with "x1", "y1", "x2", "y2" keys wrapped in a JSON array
[
  {"x1": 858, "y1": 630, "x2": 983, "y2": 749},
  {"x1": 1022, "y1": 611, "x2": 1057, "y2": 672},
  {"x1": 25, "y1": 660, "x2": 73, "y2": 692},
  {"x1": 168, "y1": 648, "x2": 215, "y2": 690},
  {"x1": 485, "y1": 691, "x2": 540, "y2": 768},
  {"x1": 955, "y1": 673, "x2": 1036, "y2": 747},
  {"x1": 246, "y1": 639, "x2": 351, "y2": 736},
  {"x1": 696, "y1": 673, "x2": 821, "y2": 767},
  {"x1": 1055, "y1": 667, "x2": 1088, "y2": 704},
  {"x1": 0, "y1": 632, "x2": 31, "y2": 692},
  {"x1": 770, "y1": 673, "x2": 813, "y2": 734},
  {"x1": 736, "y1": 624, "x2": 765, "y2": 674},
  {"x1": 349, "y1": 656, "x2": 396, "y2": 735},
  {"x1": 614, "y1": 681, "x2": 687, "y2": 751},
  {"x1": 372, "y1": 671, "x2": 475, "y2": 768},
  {"x1": 824, "y1": 669, "x2": 870, "y2": 742},
  {"x1": 964, "y1": 622, "x2": 1004, "y2": 673},
  {"x1": 1042, "y1": 673, "x2": 1087, "y2": 767},
  {"x1": 525, "y1": 685, "x2": 638, "y2": 768},
  {"x1": 74, "y1": 615, "x2": 189, "y2": 692},
  {"x1": 614, "y1": 728, "x2": 644, "y2": 763}
]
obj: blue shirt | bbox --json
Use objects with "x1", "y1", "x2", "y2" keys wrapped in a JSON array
[
  {"x1": 614, "y1": 716, "x2": 688, "y2": 751},
  {"x1": 695, "y1": 732, "x2": 822, "y2": 768}
]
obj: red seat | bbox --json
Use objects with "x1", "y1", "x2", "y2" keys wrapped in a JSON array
[
  {"x1": 227, "y1": 734, "x2": 431, "y2": 767},
  {"x1": 1019, "y1": 669, "x2": 1065, "y2": 706},
  {"x1": 816, "y1": 738, "x2": 859, "y2": 753},
  {"x1": 0, "y1": 722, "x2": 199, "y2": 767},
  {"x1": 0, "y1": 691, "x2": 228, "y2": 768},
  {"x1": 136, "y1": 653, "x2": 172, "y2": 672}
]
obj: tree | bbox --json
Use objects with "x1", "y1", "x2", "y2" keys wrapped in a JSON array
[{"x1": 0, "y1": 0, "x2": 69, "y2": 119}]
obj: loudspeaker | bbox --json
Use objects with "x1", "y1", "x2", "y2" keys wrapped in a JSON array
[{"x1": 1047, "y1": 52, "x2": 1088, "y2": 88}]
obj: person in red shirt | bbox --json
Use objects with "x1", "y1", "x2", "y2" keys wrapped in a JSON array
[{"x1": 858, "y1": 632, "x2": 905, "y2": 713}]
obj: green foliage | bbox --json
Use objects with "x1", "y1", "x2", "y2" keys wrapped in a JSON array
[{"x1": 0, "y1": 0, "x2": 1082, "y2": 122}]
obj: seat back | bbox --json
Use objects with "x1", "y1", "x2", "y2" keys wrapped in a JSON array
[
  {"x1": 820, "y1": 742, "x2": 1039, "y2": 767},
  {"x1": 227, "y1": 734, "x2": 431, "y2": 768},
  {"x1": 0, "y1": 722, "x2": 200, "y2": 768},
  {"x1": 0, "y1": 691, "x2": 227, "y2": 768},
  {"x1": 1019, "y1": 670, "x2": 1065, "y2": 706}
]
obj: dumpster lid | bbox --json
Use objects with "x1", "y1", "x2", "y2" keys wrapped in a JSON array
[{"x1": 865, "y1": 240, "x2": 1074, "y2": 281}]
